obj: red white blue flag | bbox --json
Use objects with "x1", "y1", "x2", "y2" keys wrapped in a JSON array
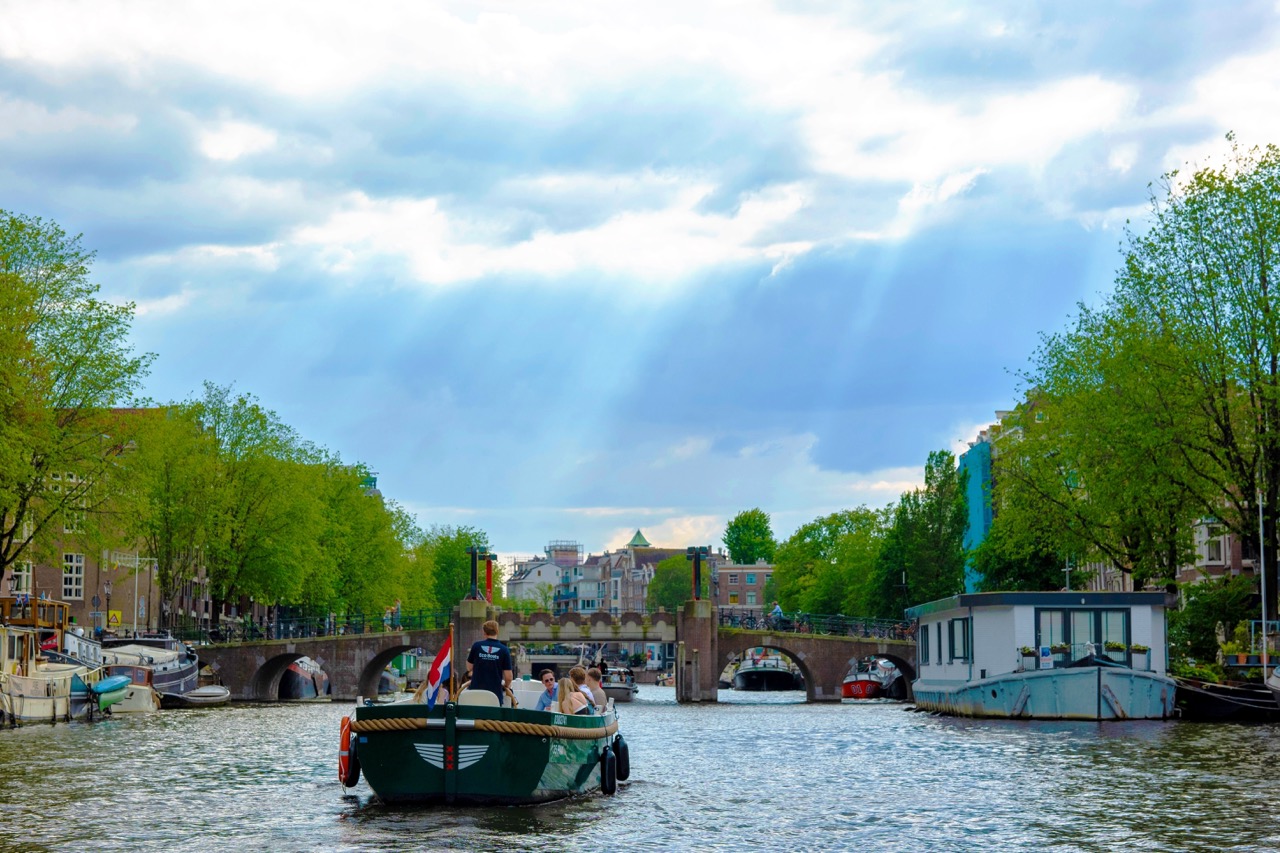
[{"x1": 426, "y1": 636, "x2": 452, "y2": 710}]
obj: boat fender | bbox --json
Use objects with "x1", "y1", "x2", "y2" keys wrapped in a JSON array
[
  {"x1": 599, "y1": 745, "x2": 617, "y2": 796},
  {"x1": 612, "y1": 735, "x2": 630, "y2": 782},
  {"x1": 338, "y1": 716, "x2": 361, "y2": 787}
]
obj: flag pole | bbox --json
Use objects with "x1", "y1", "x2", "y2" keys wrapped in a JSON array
[{"x1": 448, "y1": 621, "x2": 456, "y2": 702}]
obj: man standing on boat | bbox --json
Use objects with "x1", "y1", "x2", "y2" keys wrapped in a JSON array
[{"x1": 466, "y1": 620, "x2": 513, "y2": 705}]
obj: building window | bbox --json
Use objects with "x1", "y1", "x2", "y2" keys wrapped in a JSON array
[
  {"x1": 728, "y1": 574, "x2": 739, "y2": 585},
  {"x1": 62, "y1": 553, "x2": 85, "y2": 600},
  {"x1": 921, "y1": 622, "x2": 931, "y2": 665},
  {"x1": 1207, "y1": 538, "x2": 1223, "y2": 563},
  {"x1": 13, "y1": 562, "x2": 31, "y2": 593},
  {"x1": 948, "y1": 617, "x2": 971, "y2": 661},
  {"x1": 746, "y1": 592, "x2": 757, "y2": 605},
  {"x1": 729, "y1": 592, "x2": 739, "y2": 604},
  {"x1": 746, "y1": 573, "x2": 756, "y2": 585}
]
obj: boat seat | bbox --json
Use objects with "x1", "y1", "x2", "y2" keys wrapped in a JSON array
[{"x1": 458, "y1": 689, "x2": 500, "y2": 707}]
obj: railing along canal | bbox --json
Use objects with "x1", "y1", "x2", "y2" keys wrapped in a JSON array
[
  {"x1": 717, "y1": 609, "x2": 915, "y2": 640},
  {"x1": 170, "y1": 609, "x2": 453, "y2": 644}
]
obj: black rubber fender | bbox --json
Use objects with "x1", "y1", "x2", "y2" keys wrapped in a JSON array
[
  {"x1": 613, "y1": 734, "x2": 630, "y2": 782},
  {"x1": 599, "y1": 745, "x2": 617, "y2": 795}
]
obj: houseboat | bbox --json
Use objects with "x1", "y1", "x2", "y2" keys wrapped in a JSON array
[{"x1": 906, "y1": 591, "x2": 1177, "y2": 721}]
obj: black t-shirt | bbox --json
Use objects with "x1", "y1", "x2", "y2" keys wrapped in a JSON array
[{"x1": 467, "y1": 637, "x2": 512, "y2": 701}]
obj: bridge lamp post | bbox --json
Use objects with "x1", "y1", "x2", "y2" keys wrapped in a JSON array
[
  {"x1": 104, "y1": 579, "x2": 113, "y2": 634},
  {"x1": 686, "y1": 546, "x2": 709, "y2": 601}
]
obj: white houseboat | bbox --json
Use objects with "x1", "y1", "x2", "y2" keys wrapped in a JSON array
[{"x1": 906, "y1": 591, "x2": 1177, "y2": 721}]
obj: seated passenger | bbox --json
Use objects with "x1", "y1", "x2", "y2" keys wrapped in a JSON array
[
  {"x1": 535, "y1": 669, "x2": 558, "y2": 711},
  {"x1": 568, "y1": 665, "x2": 597, "y2": 712},
  {"x1": 557, "y1": 677, "x2": 590, "y2": 715},
  {"x1": 585, "y1": 666, "x2": 608, "y2": 707}
]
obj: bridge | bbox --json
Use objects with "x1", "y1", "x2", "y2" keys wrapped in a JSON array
[{"x1": 195, "y1": 599, "x2": 916, "y2": 704}]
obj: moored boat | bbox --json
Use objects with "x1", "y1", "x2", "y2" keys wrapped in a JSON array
[
  {"x1": 1177, "y1": 677, "x2": 1280, "y2": 722},
  {"x1": 160, "y1": 684, "x2": 231, "y2": 709},
  {"x1": 281, "y1": 656, "x2": 331, "y2": 701},
  {"x1": 99, "y1": 635, "x2": 199, "y2": 704},
  {"x1": 908, "y1": 591, "x2": 1177, "y2": 720},
  {"x1": 0, "y1": 595, "x2": 127, "y2": 725},
  {"x1": 341, "y1": 689, "x2": 629, "y2": 805},
  {"x1": 106, "y1": 664, "x2": 163, "y2": 713}
]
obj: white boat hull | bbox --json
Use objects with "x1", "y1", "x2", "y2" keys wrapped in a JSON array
[{"x1": 912, "y1": 666, "x2": 1176, "y2": 720}]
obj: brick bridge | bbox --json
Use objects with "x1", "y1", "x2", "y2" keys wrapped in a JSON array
[{"x1": 195, "y1": 599, "x2": 916, "y2": 703}]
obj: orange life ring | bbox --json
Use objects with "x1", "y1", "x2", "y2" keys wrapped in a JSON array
[{"x1": 338, "y1": 715, "x2": 360, "y2": 787}]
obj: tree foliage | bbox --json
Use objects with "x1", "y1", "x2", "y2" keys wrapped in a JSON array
[
  {"x1": 0, "y1": 212, "x2": 153, "y2": 577},
  {"x1": 722, "y1": 508, "x2": 776, "y2": 565},
  {"x1": 772, "y1": 507, "x2": 888, "y2": 615},
  {"x1": 413, "y1": 525, "x2": 490, "y2": 611},
  {"x1": 646, "y1": 552, "x2": 708, "y2": 612},
  {"x1": 865, "y1": 450, "x2": 967, "y2": 618}
]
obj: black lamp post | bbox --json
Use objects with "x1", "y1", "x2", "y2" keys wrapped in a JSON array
[
  {"x1": 686, "y1": 546, "x2": 709, "y2": 600},
  {"x1": 104, "y1": 579, "x2": 113, "y2": 633}
]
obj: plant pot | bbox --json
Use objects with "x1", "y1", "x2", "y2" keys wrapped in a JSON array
[
  {"x1": 1247, "y1": 654, "x2": 1261, "y2": 666},
  {"x1": 1237, "y1": 653, "x2": 1249, "y2": 665}
]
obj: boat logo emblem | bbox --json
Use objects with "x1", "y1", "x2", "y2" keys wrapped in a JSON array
[{"x1": 415, "y1": 743, "x2": 488, "y2": 770}]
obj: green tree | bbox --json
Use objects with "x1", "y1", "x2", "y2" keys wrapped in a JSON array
[
  {"x1": 865, "y1": 450, "x2": 968, "y2": 618},
  {"x1": 116, "y1": 404, "x2": 216, "y2": 625},
  {"x1": 645, "y1": 552, "x2": 708, "y2": 612},
  {"x1": 192, "y1": 382, "x2": 325, "y2": 622},
  {"x1": 772, "y1": 507, "x2": 888, "y2": 615},
  {"x1": 0, "y1": 213, "x2": 153, "y2": 580},
  {"x1": 722, "y1": 508, "x2": 777, "y2": 565},
  {"x1": 413, "y1": 525, "x2": 489, "y2": 611},
  {"x1": 1168, "y1": 575, "x2": 1256, "y2": 663},
  {"x1": 971, "y1": 513, "x2": 1071, "y2": 592}
]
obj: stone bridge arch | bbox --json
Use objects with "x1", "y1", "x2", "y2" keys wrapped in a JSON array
[{"x1": 715, "y1": 629, "x2": 915, "y2": 702}]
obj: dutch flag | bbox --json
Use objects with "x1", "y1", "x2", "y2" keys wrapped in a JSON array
[{"x1": 425, "y1": 636, "x2": 452, "y2": 710}]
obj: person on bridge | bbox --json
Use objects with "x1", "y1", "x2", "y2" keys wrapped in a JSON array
[
  {"x1": 466, "y1": 619, "x2": 513, "y2": 705},
  {"x1": 535, "y1": 669, "x2": 558, "y2": 711}
]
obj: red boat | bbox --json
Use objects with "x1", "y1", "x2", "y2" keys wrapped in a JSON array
[{"x1": 841, "y1": 657, "x2": 901, "y2": 700}]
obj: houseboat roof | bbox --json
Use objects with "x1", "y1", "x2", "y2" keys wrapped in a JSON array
[{"x1": 905, "y1": 590, "x2": 1178, "y2": 620}]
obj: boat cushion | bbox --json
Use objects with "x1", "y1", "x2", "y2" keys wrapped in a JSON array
[{"x1": 458, "y1": 689, "x2": 500, "y2": 707}]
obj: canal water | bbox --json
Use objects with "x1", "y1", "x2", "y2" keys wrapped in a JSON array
[{"x1": 2, "y1": 687, "x2": 1278, "y2": 851}]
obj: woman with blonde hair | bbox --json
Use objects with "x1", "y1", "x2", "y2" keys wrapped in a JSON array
[{"x1": 557, "y1": 677, "x2": 589, "y2": 715}]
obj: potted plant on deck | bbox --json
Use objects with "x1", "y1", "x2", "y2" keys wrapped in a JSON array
[
  {"x1": 1220, "y1": 641, "x2": 1243, "y2": 665},
  {"x1": 1104, "y1": 640, "x2": 1126, "y2": 659},
  {"x1": 1051, "y1": 642, "x2": 1070, "y2": 658},
  {"x1": 1130, "y1": 644, "x2": 1149, "y2": 669}
]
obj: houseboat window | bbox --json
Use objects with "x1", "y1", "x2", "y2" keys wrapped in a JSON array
[
  {"x1": 948, "y1": 617, "x2": 971, "y2": 661},
  {"x1": 936, "y1": 623, "x2": 943, "y2": 661},
  {"x1": 1100, "y1": 611, "x2": 1128, "y2": 649},
  {"x1": 1036, "y1": 608, "x2": 1130, "y2": 653},
  {"x1": 1038, "y1": 610, "x2": 1065, "y2": 649},
  {"x1": 920, "y1": 622, "x2": 931, "y2": 664},
  {"x1": 1071, "y1": 611, "x2": 1096, "y2": 649}
]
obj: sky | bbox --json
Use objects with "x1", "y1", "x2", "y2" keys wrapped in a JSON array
[{"x1": 4, "y1": 1, "x2": 1280, "y2": 564}]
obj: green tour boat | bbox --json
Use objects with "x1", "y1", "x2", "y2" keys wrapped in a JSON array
[{"x1": 339, "y1": 690, "x2": 630, "y2": 805}]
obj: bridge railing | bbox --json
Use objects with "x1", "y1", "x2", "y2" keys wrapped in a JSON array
[
  {"x1": 717, "y1": 608, "x2": 914, "y2": 640},
  {"x1": 171, "y1": 609, "x2": 453, "y2": 644}
]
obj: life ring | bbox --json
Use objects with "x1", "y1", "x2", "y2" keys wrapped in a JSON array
[
  {"x1": 599, "y1": 745, "x2": 617, "y2": 795},
  {"x1": 338, "y1": 716, "x2": 361, "y2": 787},
  {"x1": 613, "y1": 734, "x2": 630, "y2": 782}
]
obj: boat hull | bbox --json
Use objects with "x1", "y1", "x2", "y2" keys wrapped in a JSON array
[
  {"x1": 842, "y1": 678, "x2": 882, "y2": 700},
  {"x1": 733, "y1": 667, "x2": 801, "y2": 691},
  {"x1": 602, "y1": 685, "x2": 636, "y2": 703},
  {"x1": 351, "y1": 703, "x2": 619, "y2": 805},
  {"x1": 281, "y1": 659, "x2": 331, "y2": 701},
  {"x1": 912, "y1": 666, "x2": 1176, "y2": 720},
  {"x1": 1177, "y1": 678, "x2": 1280, "y2": 722}
]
